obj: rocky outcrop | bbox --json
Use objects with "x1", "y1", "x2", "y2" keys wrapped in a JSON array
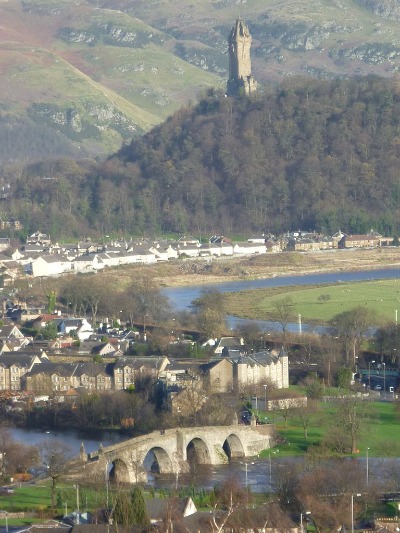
[
  {"x1": 330, "y1": 42, "x2": 400, "y2": 64},
  {"x1": 355, "y1": 0, "x2": 400, "y2": 21},
  {"x1": 58, "y1": 23, "x2": 165, "y2": 48},
  {"x1": 28, "y1": 102, "x2": 138, "y2": 140}
]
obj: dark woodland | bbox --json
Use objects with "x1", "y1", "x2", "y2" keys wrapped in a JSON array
[{"x1": 6, "y1": 75, "x2": 400, "y2": 239}]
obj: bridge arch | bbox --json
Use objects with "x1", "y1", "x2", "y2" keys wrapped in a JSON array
[
  {"x1": 110, "y1": 458, "x2": 130, "y2": 484},
  {"x1": 186, "y1": 437, "x2": 211, "y2": 465},
  {"x1": 223, "y1": 433, "x2": 245, "y2": 460},
  {"x1": 144, "y1": 446, "x2": 174, "y2": 475}
]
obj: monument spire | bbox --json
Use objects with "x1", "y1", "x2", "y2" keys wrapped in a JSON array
[{"x1": 226, "y1": 18, "x2": 257, "y2": 97}]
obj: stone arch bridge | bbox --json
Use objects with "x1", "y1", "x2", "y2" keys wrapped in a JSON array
[{"x1": 78, "y1": 424, "x2": 274, "y2": 484}]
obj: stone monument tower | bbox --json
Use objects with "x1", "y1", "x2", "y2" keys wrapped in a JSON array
[{"x1": 227, "y1": 18, "x2": 257, "y2": 97}]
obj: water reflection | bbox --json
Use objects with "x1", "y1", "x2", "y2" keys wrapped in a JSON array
[
  {"x1": 9, "y1": 427, "x2": 122, "y2": 455},
  {"x1": 146, "y1": 456, "x2": 399, "y2": 493}
]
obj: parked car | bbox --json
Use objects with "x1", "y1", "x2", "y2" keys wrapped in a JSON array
[
  {"x1": 241, "y1": 410, "x2": 252, "y2": 425},
  {"x1": 0, "y1": 487, "x2": 14, "y2": 494}
]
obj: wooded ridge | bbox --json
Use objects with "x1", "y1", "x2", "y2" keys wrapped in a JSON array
[{"x1": 8, "y1": 76, "x2": 400, "y2": 239}]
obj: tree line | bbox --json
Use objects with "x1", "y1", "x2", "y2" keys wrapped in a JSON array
[{"x1": 3, "y1": 75, "x2": 400, "y2": 239}]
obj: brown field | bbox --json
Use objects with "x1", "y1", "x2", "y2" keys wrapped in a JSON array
[{"x1": 96, "y1": 247, "x2": 400, "y2": 289}]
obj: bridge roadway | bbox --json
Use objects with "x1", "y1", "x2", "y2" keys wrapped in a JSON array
[{"x1": 76, "y1": 423, "x2": 274, "y2": 484}]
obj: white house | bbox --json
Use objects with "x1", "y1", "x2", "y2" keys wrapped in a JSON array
[
  {"x1": 71, "y1": 254, "x2": 105, "y2": 272},
  {"x1": 233, "y1": 242, "x2": 266, "y2": 255},
  {"x1": 53, "y1": 318, "x2": 93, "y2": 341},
  {"x1": 30, "y1": 255, "x2": 72, "y2": 277},
  {"x1": 119, "y1": 248, "x2": 157, "y2": 264},
  {"x1": 176, "y1": 244, "x2": 200, "y2": 258}
]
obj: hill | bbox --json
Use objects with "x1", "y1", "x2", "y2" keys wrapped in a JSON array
[
  {"x1": 3, "y1": 0, "x2": 400, "y2": 163},
  {"x1": 8, "y1": 76, "x2": 400, "y2": 238}
]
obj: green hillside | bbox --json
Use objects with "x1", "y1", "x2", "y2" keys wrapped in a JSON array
[{"x1": 2, "y1": 0, "x2": 400, "y2": 163}]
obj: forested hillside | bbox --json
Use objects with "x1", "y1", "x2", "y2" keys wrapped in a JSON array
[
  {"x1": 8, "y1": 76, "x2": 400, "y2": 238},
  {"x1": 3, "y1": 0, "x2": 400, "y2": 164}
]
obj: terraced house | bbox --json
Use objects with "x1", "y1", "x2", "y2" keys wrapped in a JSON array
[{"x1": 0, "y1": 353, "x2": 41, "y2": 391}]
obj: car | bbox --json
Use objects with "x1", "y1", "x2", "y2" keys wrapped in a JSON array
[
  {"x1": 374, "y1": 385, "x2": 382, "y2": 391},
  {"x1": 241, "y1": 411, "x2": 252, "y2": 424},
  {"x1": 0, "y1": 487, "x2": 14, "y2": 494}
]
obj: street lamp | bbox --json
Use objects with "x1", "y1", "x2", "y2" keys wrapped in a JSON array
[
  {"x1": 300, "y1": 511, "x2": 311, "y2": 533},
  {"x1": 268, "y1": 449, "x2": 279, "y2": 487},
  {"x1": 143, "y1": 314, "x2": 148, "y2": 342},
  {"x1": 0, "y1": 510, "x2": 7, "y2": 533},
  {"x1": 105, "y1": 461, "x2": 110, "y2": 511},
  {"x1": 263, "y1": 384, "x2": 268, "y2": 413},
  {"x1": 383, "y1": 362, "x2": 386, "y2": 393},
  {"x1": 351, "y1": 493, "x2": 361, "y2": 533},
  {"x1": 242, "y1": 462, "x2": 255, "y2": 490},
  {"x1": 75, "y1": 484, "x2": 80, "y2": 524},
  {"x1": 368, "y1": 360, "x2": 375, "y2": 389}
]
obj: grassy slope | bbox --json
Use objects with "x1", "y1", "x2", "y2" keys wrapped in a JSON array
[{"x1": 0, "y1": 0, "x2": 220, "y2": 157}]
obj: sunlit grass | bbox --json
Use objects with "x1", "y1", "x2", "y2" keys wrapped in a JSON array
[
  {"x1": 259, "y1": 400, "x2": 400, "y2": 457},
  {"x1": 225, "y1": 279, "x2": 400, "y2": 324}
]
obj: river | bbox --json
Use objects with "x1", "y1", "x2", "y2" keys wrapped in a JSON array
[
  {"x1": 9, "y1": 268, "x2": 400, "y2": 491},
  {"x1": 7, "y1": 427, "x2": 279, "y2": 492},
  {"x1": 162, "y1": 267, "x2": 400, "y2": 332},
  {"x1": 7, "y1": 426, "x2": 389, "y2": 493}
]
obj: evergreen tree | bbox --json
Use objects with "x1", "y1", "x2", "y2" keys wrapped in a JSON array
[
  {"x1": 131, "y1": 486, "x2": 149, "y2": 527},
  {"x1": 113, "y1": 492, "x2": 134, "y2": 527}
]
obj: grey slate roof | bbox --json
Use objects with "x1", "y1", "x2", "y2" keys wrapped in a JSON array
[
  {"x1": 0, "y1": 353, "x2": 39, "y2": 368},
  {"x1": 113, "y1": 356, "x2": 168, "y2": 371}
]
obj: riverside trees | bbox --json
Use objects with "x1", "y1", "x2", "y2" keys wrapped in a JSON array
[{"x1": 40, "y1": 439, "x2": 72, "y2": 511}]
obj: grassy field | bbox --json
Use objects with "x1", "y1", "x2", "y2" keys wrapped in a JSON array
[
  {"x1": 0, "y1": 483, "x2": 106, "y2": 513},
  {"x1": 225, "y1": 279, "x2": 400, "y2": 325},
  {"x1": 259, "y1": 399, "x2": 400, "y2": 458}
]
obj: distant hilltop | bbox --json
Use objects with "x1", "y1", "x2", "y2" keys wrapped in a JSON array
[{"x1": 3, "y1": 0, "x2": 400, "y2": 163}]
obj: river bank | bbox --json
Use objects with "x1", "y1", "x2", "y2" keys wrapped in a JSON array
[{"x1": 148, "y1": 248, "x2": 400, "y2": 288}]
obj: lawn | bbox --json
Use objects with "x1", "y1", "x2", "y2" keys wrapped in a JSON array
[
  {"x1": 225, "y1": 279, "x2": 400, "y2": 325},
  {"x1": 259, "y1": 399, "x2": 400, "y2": 458},
  {"x1": 0, "y1": 482, "x2": 108, "y2": 517}
]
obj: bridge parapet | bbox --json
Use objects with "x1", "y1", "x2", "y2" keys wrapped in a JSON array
[{"x1": 79, "y1": 424, "x2": 274, "y2": 484}]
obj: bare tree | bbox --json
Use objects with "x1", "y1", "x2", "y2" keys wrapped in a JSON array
[
  {"x1": 0, "y1": 428, "x2": 39, "y2": 476},
  {"x1": 330, "y1": 306, "x2": 375, "y2": 365},
  {"x1": 40, "y1": 439, "x2": 72, "y2": 511},
  {"x1": 296, "y1": 459, "x2": 364, "y2": 531},
  {"x1": 334, "y1": 397, "x2": 372, "y2": 454},
  {"x1": 129, "y1": 449, "x2": 145, "y2": 485},
  {"x1": 125, "y1": 274, "x2": 171, "y2": 336},
  {"x1": 271, "y1": 297, "x2": 295, "y2": 348},
  {"x1": 209, "y1": 478, "x2": 250, "y2": 533},
  {"x1": 295, "y1": 399, "x2": 319, "y2": 439},
  {"x1": 192, "y1": 288, "x2": 227, "y2": 340}
]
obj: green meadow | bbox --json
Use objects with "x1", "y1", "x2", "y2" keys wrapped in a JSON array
[
  {"x1": 225, "y1": 279, "x2": 400, "y2": 325},
  {"x1": 260, "y1": 400, "x2": 400, "y2": 457}
]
